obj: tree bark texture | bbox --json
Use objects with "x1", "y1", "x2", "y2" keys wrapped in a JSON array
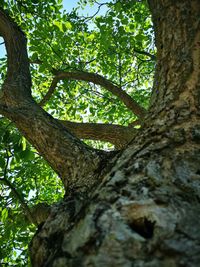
[{"x1": 1, "y1": 1, "x2": 200, "y2": 266}]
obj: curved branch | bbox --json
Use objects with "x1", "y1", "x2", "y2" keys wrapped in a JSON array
[
  {"x1": 0, "y1": 176, "x2": 38, "y2": 225},
  {"x1": 58, "y1": 120, "x2": 137, "y2": 149},
  {"x1": 52, "y1": 70, "x2": 147, "y2": 119}
]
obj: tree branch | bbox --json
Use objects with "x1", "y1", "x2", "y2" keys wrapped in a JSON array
[
  {"x1": 58, "y1": 120, "x2": 137, "y2": 149},
  {"x1": 51, "y1": 70, "x2": 147, "y2": 119},
  {"x1": 0, "y1": 177, "x2": 38, "y2": 225},
  {"x1": 0, "y1": 8, "x2": 32, "y2": 103},
  {"x1": 134, "y1": 48, "x2": 156, "y2": 61},
  {"x1": 0, "y1": 8, "x2": 106, "y2": 193},
  {"x1": 29, "y1": 51, "x2": 147, "y2": 120},
  {"x1": 39, "y1": 77, "x2": 59, "y2": 106}
]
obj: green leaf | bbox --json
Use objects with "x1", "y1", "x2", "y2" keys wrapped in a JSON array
[
  {"x1": 21, "y1": 137, "x2": 26, "y2": 151},
  {"x1": 64, "y1": 21, "x2": 72, "y2": 30},
  {"x1": 19, "y1": 150, "x2": 35, "y2": 161},
  {"x1": 87, "y1": 33, "x2": 95, "y2": 42},
  {"x1": 53, "y1": 20, "x2": 64, "y2": 32},
  {"x1": 2, "y1": 208, "x2": 8, "y2": 222},
  {"x1": 3, "y1": 130, "x2": 10, "y2": 143}
]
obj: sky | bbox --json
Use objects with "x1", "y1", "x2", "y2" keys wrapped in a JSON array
[
  {"x1": 63, "y1": 0, "x2": 108, "y2": 16},
  {"x1": 63, "y1": 0, "x2": 78, "y2": 11}
]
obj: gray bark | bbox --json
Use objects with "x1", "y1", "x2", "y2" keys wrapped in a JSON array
[{"x1": 30, "y1": 145, "x2": 200, "y2": 267}]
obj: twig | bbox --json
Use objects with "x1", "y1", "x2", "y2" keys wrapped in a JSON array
[
  {"x1": 39, "y1": 77, "x2": 59, "y2": 106},
  {"x1": 80, "y1": 3, "x2": 108, "y2": 23}
]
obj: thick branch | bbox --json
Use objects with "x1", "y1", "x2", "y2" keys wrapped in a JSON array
[
  {"x1": 58, "y1": 120, "x2": 137, "y2": 149},
  {"x1": 52, "y1": 70, "x2": 146, "y2": 119},
  {"x1": 1, "y1": 100, "x2": 106, "y2": 192},
  {"x1": 0, "y1": 8, "x2": 31, "y2": 103},
  {"x1": 0, "y1": 8, "x2": 105, "y2": 192}
]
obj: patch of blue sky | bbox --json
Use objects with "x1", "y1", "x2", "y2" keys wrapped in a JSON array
[
  {"x1": 62, "y1": 0, "x2": 108, "y2": 30},
  {"x1": 63, "y1": 0, "x2": 108, "y2": 16}
]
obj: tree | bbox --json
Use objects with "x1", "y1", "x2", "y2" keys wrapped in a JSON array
[{"x1": 0, "y1": 0, "x2": 200, "y2": 266}]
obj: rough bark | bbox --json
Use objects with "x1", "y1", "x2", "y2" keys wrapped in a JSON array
[
  {"x1": 1, "y1": 1, "x2": 200, "y2": 267},
  {"x1": 30, "y1": 144, "x2": 200, "y2": 267}
]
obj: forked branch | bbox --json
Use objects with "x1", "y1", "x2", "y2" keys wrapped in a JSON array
[{"x1": 0, "y1": 8, "x2": 107, "y2": 192}]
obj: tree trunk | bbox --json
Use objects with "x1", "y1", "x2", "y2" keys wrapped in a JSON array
[
  {"x1": 1, "y1": 0, "x2": 200, "y2": 266},
  {"x1": 29, "y1": 1, "x2": 200, "y2": 266}
]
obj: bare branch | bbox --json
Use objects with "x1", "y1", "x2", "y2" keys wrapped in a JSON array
[
  {"x1": 52, "y1": 70, "x2": 147, "y2": 119},
  {"x1": 58, "y1": 120, "x2": 138, "y2": 149},
  {"x1": 80, "y1": 2, "x2": 108, "y2": 22}
]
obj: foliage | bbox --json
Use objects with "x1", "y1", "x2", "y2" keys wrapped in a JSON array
[
  {"x1": 0, "y1": 0, "x2": 155, "y2": 265},
  {"x1": 0, "y1": 117, "x2": 64, "y2": 266}
]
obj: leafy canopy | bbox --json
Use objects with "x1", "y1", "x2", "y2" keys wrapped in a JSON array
[{"x1": 0, "y1": 0, "x2": 155, "y2": 265}]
